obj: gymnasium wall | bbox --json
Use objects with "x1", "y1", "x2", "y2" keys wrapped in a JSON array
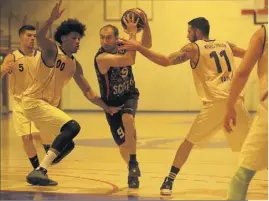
[{"x1": 1, "y1": 0, "x2": 262, "y2": 111}]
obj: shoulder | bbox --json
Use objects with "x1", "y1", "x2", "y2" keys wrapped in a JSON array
[
  {"x1": 181, "y1": 43, "x2": 198, "y2": 55},
  {"x1": 3, "y1": 53, "x2": 15, "y2": 63}
]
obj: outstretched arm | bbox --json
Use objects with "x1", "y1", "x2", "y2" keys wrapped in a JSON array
[
  {"x1": 118, "y1": 39, "x2": 196, "y2": 67},
  {"x1": 73, "y1": 60, "x2": 122, "y2": 115},
  {"x1": 37, "y1": 0, "x2": 65, "y2": 66}
]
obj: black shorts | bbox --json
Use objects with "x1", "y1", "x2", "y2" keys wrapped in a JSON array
[{"x1": 105, "y1": 97, "x2": 138, "y2": 146}]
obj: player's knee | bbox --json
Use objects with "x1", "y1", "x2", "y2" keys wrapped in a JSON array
[
  {"x1": 61, "y1": 120, "x2": 81, "y2": 137},
  {"x1": 122, "y1": 113, "x2": 134, "y2": 126},
  {"x1": 51, "y1": 120, "x2": 80, "y2": 152}
]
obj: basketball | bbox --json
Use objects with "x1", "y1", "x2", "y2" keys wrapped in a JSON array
[{"x1": 121, "y1": 8, "x2": 146, "y2": 32}]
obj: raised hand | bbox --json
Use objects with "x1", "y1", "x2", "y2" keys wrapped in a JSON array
[
  {"x1": 49, "y1": 0, "x2": 65, "y2": 22},
  {"x1": 122, "y1": 13, "x2": 139, "y2": 34}
]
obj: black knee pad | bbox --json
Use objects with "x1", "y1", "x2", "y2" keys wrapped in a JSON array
[
  {"x1": 51, "y1": 120, "x2": 80, "y2": 152},
  {"x1": 60, "y1": 120, "x2": 81, "y2": 134}
]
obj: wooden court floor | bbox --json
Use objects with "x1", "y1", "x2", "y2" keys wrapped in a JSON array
[{"x1": 1, "y1": 112, "x2": 268, "y2": 200}]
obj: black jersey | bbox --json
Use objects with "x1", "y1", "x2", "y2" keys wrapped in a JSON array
[{"x1": 94, "y1": 47, "x2": 139, "y2": 104}]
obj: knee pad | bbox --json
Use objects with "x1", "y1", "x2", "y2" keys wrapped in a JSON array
[
  {"x1": 51, "y1": 120, "x2": 80, "y2": 152},
  {"x1": 60, "y1": 120, "x2": 81, "y2": 134}
]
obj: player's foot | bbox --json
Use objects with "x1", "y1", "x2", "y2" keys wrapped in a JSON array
[
  {"x1": 52, "y1": 141, "x2": 75, "y2": 165},
  {"x1": 128, "y1": 176, "x2": 139, "y2": 188},
  {"x1": 160, "y1": 177, "x2": 173, "y2": 196},
  {"x1": 128, "y1": 161, "x2": 141, "y2": 177},
  {"x1": 26, "y1": 167, "x2": 58, "y2": 186}
]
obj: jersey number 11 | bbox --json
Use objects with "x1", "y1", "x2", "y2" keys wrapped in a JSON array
[{"x1": 210, "y1": 50, "x2": 232, "y2": 73}]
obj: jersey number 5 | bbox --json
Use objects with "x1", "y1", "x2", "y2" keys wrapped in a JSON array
[
  {"x1": 19, "y1": 64, "x2": 24, "y2": 72},
  {"x1": 210, "y1": 50, "x2": 231, "y2": 73}
]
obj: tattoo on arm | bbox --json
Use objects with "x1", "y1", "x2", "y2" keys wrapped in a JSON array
[{"x1": 168, "y1": 44, "x2": 193, "y2": 65}]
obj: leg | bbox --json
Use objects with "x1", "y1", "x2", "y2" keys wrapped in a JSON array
[
  {"x1": 122, "y1": 113, "x2": 137, "y2": 156},
  {"x1": 226, "y1": 101, "x2": 268, "y2": 200},
  {"x1": 23, "y1": 98, "x2": 79, "y2": 186},
  {"x1": 160, "y1": 139, "x2": 194, "y2": 195},
  {"x1": 31, "y1": 122, "x2": 52, "y2": 153},
  {"x1": 161, "y1": 101, "x2": 225, "y2": 195},
  {"x1": 227, "y1": 167, "x2": 256, "y2": 200},
  {"x1": 12, "y1": 100, "x2": 41, "y2": 169},
  {"x1": 121, "y1": 98, "x2": 141, "y2": 178},
  {"x1": 119, "y1": 143, "x2": 129, "y2": 164},
  {"x1": 21, "y1": 134, "x2": 40, "y2": 169},
  {"x1": 105, "y1": 112, "x2": 128, "y2": 163},
  {"x1": 172, "y1": 139, "x2": 194, "y2": 169},
  {"x1": 105, "y1": 111, "x2": 139, "y2": 188}
]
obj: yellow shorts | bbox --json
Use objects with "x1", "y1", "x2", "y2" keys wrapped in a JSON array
[
  {"x1": 240, "y1": 99, "x2": 268, "y2": 171},
  {"x1": 186, "y1": 98, "x2": 251, "y2": 152},
  {"x1": 22, "y1": 96, "x2": 72, "y2": 136},
  {"x1": 12, "y1": 99, "x2": 39, "y2": 137}
]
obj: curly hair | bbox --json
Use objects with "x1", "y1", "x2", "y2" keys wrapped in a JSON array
[{"x1": 54, "y1": 18, "x2": 86, "y2": 44}]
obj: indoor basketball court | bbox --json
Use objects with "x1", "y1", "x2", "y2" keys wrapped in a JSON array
[{"x1": 1, "y1": 0, "x2": 268, "y2": 200}]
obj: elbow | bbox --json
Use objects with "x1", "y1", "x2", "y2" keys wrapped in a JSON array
[
  {"x1": 160, "y1": 57, "x2": 171, "y2": 67},
  {"x1": 144, "y1": 42, "x2": 152, "y2": 49},
  {"x1": 162, "y1": 62, "x2": 170, "y2": 67}
]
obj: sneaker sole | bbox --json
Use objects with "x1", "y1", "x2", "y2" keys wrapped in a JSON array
[
  {"x1": 27, "y1": 177, "x2": 58, "y2": 186},
  {"x1": 160, "y1": 189, "x2": 172, "y2": 196}
]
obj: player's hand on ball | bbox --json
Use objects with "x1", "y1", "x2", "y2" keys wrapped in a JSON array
[
  {"x1": 136, "y1": 8, "x2": 148, "y2": 25},
  {"x1": 118, "y1": 38, "x2": 140, "y2": 51},
  {"x1": 49, "y1": 0, "x2": 65, "y2": 22},
  {"x1": 223, "y1": 105, "x2": 237, "y2": 133},
  {"x1": 122, "y1": 13, "x2": 139, "y2": 34},
  {"x1": 106, "y1": 105, "x2": 124, "y2": 115}
]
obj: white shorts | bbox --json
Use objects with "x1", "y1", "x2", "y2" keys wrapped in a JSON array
[
  {"x1": 186, "y1": 98, "x2": 251, "y2": 152},
  {"x1": 239, "y1": 99, "x2": 268, "y2": 171},
  {"x1": 22, "y1": 96, "x2": 72, "y2": 136},
  {"x1": 12, "y1": 99, "x2": 39, "y2": 137}
]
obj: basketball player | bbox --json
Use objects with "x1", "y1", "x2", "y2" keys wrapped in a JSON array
[
  {"x1": 118, "y1": 17, "x2": 251, "y2": 195},
  {"x1": 224, "y1": 25, "x2": 268, "y2": 200},
  {"x1": 94, "y1": 10, "x2": 152, "y2": 188},
  {"x1": 0, "y1": 25, "x2": 51, "y2": 170},
  {"x1": 23, "y1": 0, "x2": 121, "y2": 186}
]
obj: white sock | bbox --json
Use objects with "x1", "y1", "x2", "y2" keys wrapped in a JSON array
[{"x1": 38, "y1": 150, "x2": 57, "y2": 170}]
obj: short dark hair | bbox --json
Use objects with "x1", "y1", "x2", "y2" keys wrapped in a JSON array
[
  {"x1": 99, "y1": 24, "x2": 119, "y2": 37},
  {"x1": 188, "y1": 17, "x2": 210, "y2": 37},
  {"x1": 54, "y1": 18, "x2": 86, "y2": 44},
  {"x1": 19, "y1": 25, "x2": 36, "y2": 36}
]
